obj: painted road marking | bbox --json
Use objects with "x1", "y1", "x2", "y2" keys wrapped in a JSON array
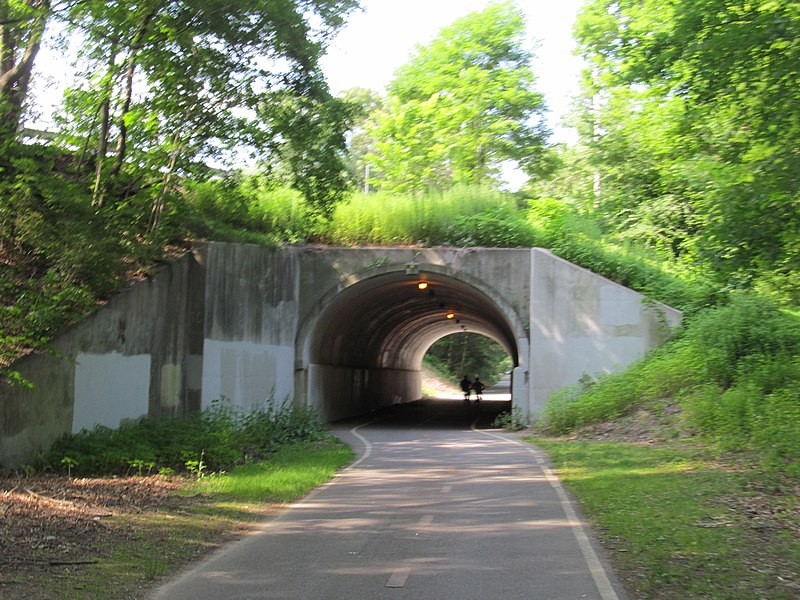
[
  {"x1": 475, "y1": 427, "x2": 622, "y2": 600},
  {"x1": 385, "y1": 567, "x2": 411, "y2": 588}
]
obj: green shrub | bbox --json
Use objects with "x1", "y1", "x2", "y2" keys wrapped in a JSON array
[
  {"x1": 326, "y1": 186, "x2": 518, "y2": 245},
  {"x1": 493, "y1": 406, "x2": 527, "y2": 431},
  {"x1": 685, "y1": 293, "x2": 800, "y2": 389},
  {"x1": 44, "y1": 398, "x2": 330, "y2": 476}
]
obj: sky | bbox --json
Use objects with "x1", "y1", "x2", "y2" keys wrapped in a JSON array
[
  {"x1": 29, "y1": 0, "x2": 586, "y2": 153},
  {"x1": 320, "y1": 0, "x2": 586, "y2": 142}
]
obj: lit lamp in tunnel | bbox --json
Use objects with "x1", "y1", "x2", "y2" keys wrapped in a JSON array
[
  {"x1": 417, "y1": 280, "x2": 428, "y2": 291},
  {"x1": 446, "y1": 309, "x2": 456, "y2": 320}
]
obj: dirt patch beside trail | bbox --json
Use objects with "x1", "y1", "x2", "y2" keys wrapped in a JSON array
[{"x1": 0, "y1": 475, "x2": 188, "y2": 597}]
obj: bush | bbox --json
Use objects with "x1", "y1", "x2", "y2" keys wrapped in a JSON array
[
  {"x1": 540, "y1": 291, "x2": 800, "y2": 465},
  {"x1": 326, "y1": 186, "x2": 519, "y2": 245},
  {"x1": 685, "y1": 293, "x2": 800, "y2": 389},
  {"x1": 43, "y1": 398, "x2": 330, "y2": 476}
]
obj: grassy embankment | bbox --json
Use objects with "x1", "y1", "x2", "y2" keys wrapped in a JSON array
[
  {"x1": 5, "y1": 174, "x2": 799, "y2": 598},
  {"x1": 524, "y1": 293, "x2": 800, "y2": 599}
]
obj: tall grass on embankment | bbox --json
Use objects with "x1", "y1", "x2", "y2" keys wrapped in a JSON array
[{"x1": 538, "y1": 292, "x2": 800, "y2": 470}]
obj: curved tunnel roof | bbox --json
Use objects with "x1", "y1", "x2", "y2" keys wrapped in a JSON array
[{"x1": 309, "y1": 271, "x2": 519, "y2": 371}]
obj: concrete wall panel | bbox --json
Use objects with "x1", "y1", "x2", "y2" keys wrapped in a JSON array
[
  {"x1": 202, "y1": 340, "x2": 294, "y2": 410},
  {"x1": 1, "y1": 253, "x2": 204, "y2": 466},
  {"x1": 72, "y1": 352, "x2": 151, "y2": 432},
  {"x1": 0, "y1": 352, "x2": 74, "y2": 466},
  {"x1": 526, "y1": 249, "x2": 682, "y2": 416}
]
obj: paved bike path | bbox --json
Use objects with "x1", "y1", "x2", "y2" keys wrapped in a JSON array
[{"x1": 151, "y1": 408, "x2": 627, "y2": 599}]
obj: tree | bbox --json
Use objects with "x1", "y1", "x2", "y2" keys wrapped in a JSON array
[
  {"x1": 57, "y1": 0, "x2": 360, "y2": 217},
  {"x1": 426, "y1": 333, "x2": 511, "y2": 387},
  {"x1": 338, "y1": 86, "x2": 383, "y2": 192},
  {"x1": 367, "y1": 2, "x2": 548, "y2": 192},
  {"x1": 258, "y1": 79, "x2": 356, "y2": 216},
  {"x1": 0, "y1": 0, "x2": 53, "y2": 146},
  {"x1": 573, "y1": 0, "x2": 800, "y2": 298}
]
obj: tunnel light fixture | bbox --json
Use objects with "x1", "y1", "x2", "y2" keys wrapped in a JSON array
[
  {"x1": 417, "y1": 280, "x2": 428, "y2": 291},
  {"x1": 446, "y1": 310, "x2": 456, "y2": 320}
]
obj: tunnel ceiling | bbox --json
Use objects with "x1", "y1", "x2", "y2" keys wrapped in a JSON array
[{"x1": 309, "y1": 271, "x2": 518, "y2": 371}]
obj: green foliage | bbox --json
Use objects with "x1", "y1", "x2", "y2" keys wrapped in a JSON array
[
  {"x1": 55, "y1": 0, "x2": 359, "y2": 218},
  {"x1": 43, "y1": 398, "x2": 331, "y2": 476},
  {"x1": 0, "y1": 144, "x2": 133, "y2": 379},
  {"x1": 181, "y1": 177, "x2": 314, "y2": 244},
  {"x1": 366, "y1": 2, "x2": 547, "y2": 192},
  {"x1": 425, "y1": 333, "x2": 511, "y2": 387},
  {"x1": 571, "y1": 0, "x2": 800, "y2": 303},
  {"x1": 685, "y1": 293, "x2": 800, "y2": 389},
  {"x1": 259, "y1": 88, "x2": 356, "y2": 215},
  {"x1": 446, "y1": 205, "x2": 537, "y2": 248},
  {"x1": 539, "y1": 293, "x2": 800, "y2": 466},
  {"x1": 492, "y1": 406, "x2": 526, "y2": 431},
  {"x1": 326, "y1": 186, "x2": 521, "y2": 245}
]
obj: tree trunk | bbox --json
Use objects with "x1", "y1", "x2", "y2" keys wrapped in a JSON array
[
  {"x1": 0, "y1": 0, "x2": 51, "y2": 144},
  {"x1": 148, "y1": 131, "x2": 183, "y2": 233},
  {"x1": 91, "y1": 96, "x2": 111, "y2": 205},
  {"x1": 92, "y1": 47, "x2": 118, "y2": 206},
  {"x1": 108, "y1": 9, "x2": 157, "y2": 183}
]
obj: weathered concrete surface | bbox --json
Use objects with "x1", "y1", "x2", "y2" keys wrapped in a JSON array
[
  {"x1": 1, "y1": 253, "x2": 204, "y2": 466},
  {"x1": 1, "y1": 243, "x2": 682, "y2": 466},
  {"x1": 529, "y1": 249, "x2": 679, "y2": 408}
]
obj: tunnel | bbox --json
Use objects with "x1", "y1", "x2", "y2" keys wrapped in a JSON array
[{"x1": 299, "y1": 269, "x2": 521, "y2": 422}]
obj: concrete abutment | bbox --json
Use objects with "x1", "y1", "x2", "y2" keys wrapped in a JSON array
[{"x1": 0, "y1": 243, "x2": 681, "y2": 466}]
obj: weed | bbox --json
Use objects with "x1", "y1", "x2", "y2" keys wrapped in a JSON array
[
  {"x1": 493, "y1": 406, "x2": 527, "y2": 431},
  {"x1": 43, "y1": 397, "x2": 331, "y2": 476}
]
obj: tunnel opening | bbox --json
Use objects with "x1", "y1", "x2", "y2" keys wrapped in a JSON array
[
  {"x1": 300, "y1": 269, "x2": 522, "y2": 422},
  {"x1": 422, "y1": 332, "x2": 513, "y2": 400}
]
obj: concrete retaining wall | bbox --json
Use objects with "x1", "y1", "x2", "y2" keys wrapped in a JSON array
[
  {"x1": 1, "y1": 243, "x2": 683, "y2": 467},
  {"x1": 527, "y1": 249, "x2": 681, "y2": 414},
  {"x1": 1, "y1": 252, "x2": 204, "y2": 466}
]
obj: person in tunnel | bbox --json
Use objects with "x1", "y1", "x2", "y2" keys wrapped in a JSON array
[
  {"x1": 460, "y1": 375, "x2": 472, "y2": 401},
  {"x1": 471, "y1": 377, "x2": 485, "y2": 402}
]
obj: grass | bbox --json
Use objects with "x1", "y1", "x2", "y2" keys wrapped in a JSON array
[
  {"x1": 531, "y1": 437, "x2": 800, "y2": 599},
  {"x1": 190, "y1": 441, "x2": 353, "y2": 503},
  {"x1": 37, "y1": 440, "x2": 354, "y2": 599}
]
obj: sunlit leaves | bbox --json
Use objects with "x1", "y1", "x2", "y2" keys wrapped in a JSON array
[
  {"x1": 572, "y1": 0, "x2": 800, "y2": 300},
  {"x1": 366, "y1": 1, "x2": 548, "y2": 192}
]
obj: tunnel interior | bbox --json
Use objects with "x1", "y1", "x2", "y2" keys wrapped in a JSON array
[{"x1": 305, "y1": 270, "x2": 520, "y2": 420}]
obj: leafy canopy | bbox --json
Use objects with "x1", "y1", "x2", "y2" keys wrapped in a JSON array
[{"x1": 366, "y1": 1, "x2": 548, "y2": 192}]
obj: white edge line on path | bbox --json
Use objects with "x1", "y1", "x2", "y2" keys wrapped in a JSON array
[
  {"x1": 287, "y1": 420, "x2": 374, "y2": 508},
  {"x1": 347, "y1": 421, "x2": 374, "y2": 469},
  {"x1": 473, "y1": 425, "x2": 622, "y2": 600}
]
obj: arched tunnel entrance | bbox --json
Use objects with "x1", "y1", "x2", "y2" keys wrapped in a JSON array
[{"x1": 299, "y1": 269, "x2": 522, "y2": 422}]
